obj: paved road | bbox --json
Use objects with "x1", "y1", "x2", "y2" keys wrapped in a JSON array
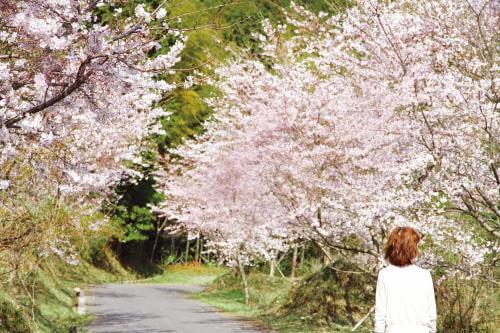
[{"x1": 87, "y1": 284, "x2": 267, "y2": 333}]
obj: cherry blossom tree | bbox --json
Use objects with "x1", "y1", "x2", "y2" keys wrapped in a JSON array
[
  {"x1": 160, "y1": 116, "x2": 295, "y2": 303},
  {"x1": 160, "y1": 0, "x2": 498, "y2": 281},
  {"x1": 312, "y1": 0, "x2": 499, "y2": 273},
  {"x1": 0, "y1": 0, "x2": 184, "y2": 266},
  {"x1": 0, "y1": 0, "x2": 184, "y2": 196},
  {"x1": 161, "y1": 55, "x2": 416, "y2": 278}
]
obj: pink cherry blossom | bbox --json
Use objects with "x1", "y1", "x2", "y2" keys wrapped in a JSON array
[
  {"x1": 160, "y1": 0, "x2": 498, "y2": 277},
  {"x1": 0, "y1": 0, "x2": 183, "y2": 261}
]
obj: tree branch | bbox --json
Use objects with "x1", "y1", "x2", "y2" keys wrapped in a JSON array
[{"x1": 2, "y1": 56, "x2": 107, "y2": 129}]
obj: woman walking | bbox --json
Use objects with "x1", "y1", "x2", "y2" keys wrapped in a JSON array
[{"x1": 375, "y1": 227, "x2": 437, "y2": 333}]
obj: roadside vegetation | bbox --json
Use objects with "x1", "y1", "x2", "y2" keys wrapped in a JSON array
[
  {"x1": 0, "y1": 251, "x2": 131, "y2": 333},
  {"x1": 146, "y1": 263, "x2": 228, "y2": 285},
  {"x1": 193, "y1": 260, "x2": 498, "y2": 333},
  {"x1": 195, "y1": 264, "x2": 373, "y2": 333},
  {"x1": 144, "y1": 261, "x2": 499, "y2": 333}
]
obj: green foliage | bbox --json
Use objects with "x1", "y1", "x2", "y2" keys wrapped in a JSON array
[
  {"x1": 284, "y1": 260, "x2": 375, "y2": 328},
  {"x1": 0, "y1": 189, "x2": 132, "y2": 332},
  {"x1": 0, "y1": 254, "x2": 130, "y2": 333},
  {"x1": 0, "y1": 292, "x2": 31, "y2": 333},
  {"x1": 436, "y1": 276, "x2": 499, "y2": 333},
  {"x1": 159, "y1": 88, "x2": 213, "y2": 152},
  {"x1": 112, "y1": 206, "x2": 155, "y2": 242},
  {"x1": 196, "y1": 271, "x2": 292, "y2": 317},
  {"x1": 107, "y1": 151, "x2": 164, "y2": 244},
  {"x1": 196, "y1": 268, "x2": 371, "y2": 333}
]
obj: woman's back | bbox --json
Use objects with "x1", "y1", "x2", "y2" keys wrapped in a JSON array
[
  {"x1": 375, "y1": 264, "x2": 436, "y2": 333},
  {"x1": 375, "y1": 227, "x2": 437, "y2": 333}
]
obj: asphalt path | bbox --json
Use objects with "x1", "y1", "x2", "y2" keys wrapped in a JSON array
[{"x1": 87, "y1": 284, "x2": 268, "y2": 333}]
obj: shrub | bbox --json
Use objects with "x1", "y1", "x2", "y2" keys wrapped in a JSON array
[
  {"x1": 284, "y1": 259, "x2": 375, "y2": 327},
  {"x1": 0, "y1": 292, "x2": 31, "y2": 333},
  {"x1": 436, "y1": 276, "x2": 498, "y2": 333}
]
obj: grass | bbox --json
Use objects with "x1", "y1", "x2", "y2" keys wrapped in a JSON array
[
  {"x1": 193, "y1": 271, "x2": 372, "y2": 333},
  {"x1": 34, "y1": 260, "x2": 121, "y2": 333},
  {"x1": 195, "y1": 289, "x2": 256, "y2": 314},
  {"x1": 0, "y1": 261, "x2": 224, "y2": 332},
  {"x1": 0, "y1": 259, "x2": 373, "y2": 333},
  {"x1": 145, "y1": 262, "x2": 229, "y2": 285},
  {"x1": 0, "y1": 249, "x2": 131, "y2": 333}
]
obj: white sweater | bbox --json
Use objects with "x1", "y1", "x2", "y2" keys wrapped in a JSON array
[{"x1": 375, "y1": 264, "x2": 437, "y2": 333}]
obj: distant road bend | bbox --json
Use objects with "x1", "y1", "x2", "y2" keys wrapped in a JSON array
[{"x1": 87, "y1": 284, "x2": 269, "y2": 333}]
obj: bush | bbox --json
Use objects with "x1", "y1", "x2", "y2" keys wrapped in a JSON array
[
  {"x1": 284, "y1": 259, "x2": 375, "y2": 327},
  {"x1": 436, "y1": 276, "x2": 498, "y2": 333},
  {"x1": 0, "y1": 293, "x2": 31, "y2": 333}
]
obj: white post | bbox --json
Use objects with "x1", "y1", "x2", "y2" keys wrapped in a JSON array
[{"x1": 74, "y1": 287, "x2": 86, "y2": 315}]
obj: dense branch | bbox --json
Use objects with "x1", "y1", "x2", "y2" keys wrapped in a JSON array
[{"x1": 2, "y1": 56, "x2": 106, "y2": 129}]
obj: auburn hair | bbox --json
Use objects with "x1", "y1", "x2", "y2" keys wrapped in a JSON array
[{"x1": 384, "y1": 227, "x2": 421, "y2": 266}]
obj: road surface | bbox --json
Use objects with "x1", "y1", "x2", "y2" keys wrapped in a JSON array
[{"x1": 87, "y1": 284, "x2": 268, "y2": 333}]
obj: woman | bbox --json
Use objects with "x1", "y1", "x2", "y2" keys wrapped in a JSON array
[{"x1": 375, "y1": 227, "x2": 437, "y2": 333}]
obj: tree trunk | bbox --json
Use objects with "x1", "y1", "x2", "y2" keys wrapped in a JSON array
[
  {"x1": 344, "y1": 276, "x2": 355, "y2": 325},
  {"x1": 300, "y1": 244, "x2": 305, "y2": 268},
  {"x1": 269, "y1": 257, "x2": 276, "y2": 277},
  {"x1": 150, "y1": 218, "x2": 169, "y2": 263},
  {"x1": 195, "y1": 232, "x2": 201, "y2": 263},
  {"x1": 170, "y1": 234, "x2": 175, "y2": 252},
  {"x1": 150, "y1": 229, "x2": 160, "y2": 263},
  {"x1": 237, "y1": 252, "x2": 250, "y2": 305},
  {"x1": 291, "y1": 245, "x2": 298, "y2": 278},
  {"x1": 184, "y1": 235, "x2": 190, "y2": 263},
  {"x1": 316, "y1": 242, "x2": 333, "y2": 265}
]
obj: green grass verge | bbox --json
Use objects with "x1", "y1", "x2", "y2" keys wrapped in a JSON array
[
  {"x1": 194, "y1": 272, "x2": 372, "y2": 333},
  {"x1": 34, "y1": 260, "x2": 122, "y2": 333},
  {"x1": 0, "y1": 249, "x2": 132, "y2": 333},
  {"x1": 145, "y1": 262, "x2": 229, "y2": 285}
]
